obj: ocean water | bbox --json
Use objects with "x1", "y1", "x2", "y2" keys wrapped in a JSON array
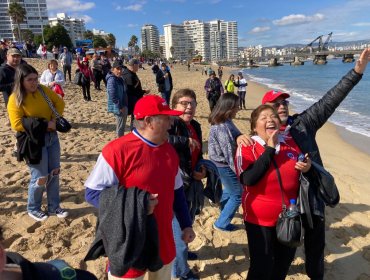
[{"x1": 241, "y1": 59, "x2": 370, "y2": 138}]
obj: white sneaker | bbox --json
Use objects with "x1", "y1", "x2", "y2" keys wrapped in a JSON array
[
  {"x1": 28, "y1": 210, "x2": 48, "y2": 221},
  {"x1": 50, "y1": 208, "x2": 69, "y2": 218}
]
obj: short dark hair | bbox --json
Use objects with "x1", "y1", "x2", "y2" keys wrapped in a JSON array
[
  {"x1": 208, "y1": 93, "x2": 239, "y2": 124},
  {"x1": 250, "y1": 104, "x2": 280, "y2": 135},
  {"x1": 171, "y1": 88, "x2": 197, "y2": 108}
]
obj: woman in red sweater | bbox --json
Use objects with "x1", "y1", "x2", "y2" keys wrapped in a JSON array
[
  {"x1": 235, "y1": 104, "x2": 311, "y2": 280},
  {"x1": 77, "y1": 57, "x2": 94, "y2": 101}
]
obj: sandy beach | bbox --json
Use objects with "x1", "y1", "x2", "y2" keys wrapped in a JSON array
[{"x1": 1, "y1": 59, "x2": 369, "y2": 280}]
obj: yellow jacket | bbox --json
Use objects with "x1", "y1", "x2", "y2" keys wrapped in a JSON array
[
  {"x1": 7, "y1": 85, "x2": 65, "y2": 132},
  {"x1": 224, "y1": 79, "x2": 235, "y2": 93}
]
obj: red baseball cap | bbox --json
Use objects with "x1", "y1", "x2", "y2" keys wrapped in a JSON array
[
  {"x1": 262, "y1": 90, "x2": 290, "y2": 104},
  {"x1": 82, "y1": 57, "x2": 88, "y2": 62},
  {"x1": 134, "y1": 95, "x2": 183, "y2": 119}
]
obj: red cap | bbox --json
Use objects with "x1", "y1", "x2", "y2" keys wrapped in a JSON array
[
  {"x1": 262, "y1": 90, "x2": 290, "y2": 104},
  {"x1": 134, "y1": 95, "x2": 183, "y2": 119},
  {"x1": 82, "y1": 57, "x2": 88, "y2": 62}
]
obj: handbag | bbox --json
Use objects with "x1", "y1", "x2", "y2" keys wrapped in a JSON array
[
  {"x1": 272, "y1": 159, "x2": 304, "y2": 248},
  {"x1": 38, "y1": 86, "x2": 71, "y2": 133},
  {"x1": 311, "y1": 161, "x2": 340, "y2": 207},
  {"x1": 74, "y1": 69, "x2": 83, "y2": 86}
]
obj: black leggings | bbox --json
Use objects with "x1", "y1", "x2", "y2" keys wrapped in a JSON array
[
  {"x1": 81, "y1": 79, "x2": 91, "y2": 100},
  {"x1": 207, "y1": 93, "x2": 220, "y2": 111},
  {"x1": 244, "y1": 221, "x2": 296, "y2": 280}
]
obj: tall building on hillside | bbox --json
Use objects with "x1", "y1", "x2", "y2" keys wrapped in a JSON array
[
  {"x1": 163, "y1": 19, "x2": 237, "y2": 62},
  {"x1": 141, "y1": 24, "x2": 160, "y2": 54},
  {"x1": 0, "y1": 0, "x2": 48, "y2": 41},
  {"x1": 49, "y1": 13, "x2": 85, "y2": 45}
]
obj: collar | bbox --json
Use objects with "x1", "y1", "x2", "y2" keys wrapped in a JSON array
[
  {"x1": 251, "y1": 134, "x2": 286, "y2": 154},
  {"x1": 132, "y1": 128, "x2": 159, "y2": 148}
]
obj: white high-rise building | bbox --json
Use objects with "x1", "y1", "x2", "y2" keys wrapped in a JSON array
[
  {"x1": 159, "y1": 35, "x2": 165, "y2": 57},
  {"x1": 163, "y1": 19, "x2": 237, "y2": 62},
  {"x1": 209, "y1": 20, "x2": 238, "y2": 61},
  {"x1": 141, "y1": 24, "x2": 160, "y2": 54},
  {"x1": 49, "y1": 13, "x2": 85, "y2": 45},
  {"x1": 0, "y1": 0, "x2": 48, "y2": 41},
  {"x1": 163, "y1": 24, "x2": 186, "y2": 60}
]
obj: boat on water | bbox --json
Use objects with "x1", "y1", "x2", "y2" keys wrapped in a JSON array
[
  {"x1": 313, "y1": 55, "x2": 328, "y2": 65},
  {"x1": 342, "y1": 54, "x2": 355, "y2": 63}
]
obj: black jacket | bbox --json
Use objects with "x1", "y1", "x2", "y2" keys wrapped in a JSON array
[
  {"x1": 287, "y1": 69, "x2": 362, "y2": 217},
  {"x1": 17, "y1": 117, "x2": 47, "y2": 164},
  {"x1": 122, "y1": 68, "x2": 146, "y2": 114},
  {"x1": 168, "y1": 118, "x2": 203, "y2": 186},
  {"x1": 84, "y1": 186, "x2": 163, "y2": 277},
  {"x1": 156, "y1": 69, "x2": 173, "y2": 93},
  {"x1": 0, "y1": 63, "x2": 16, "y2": 103}
]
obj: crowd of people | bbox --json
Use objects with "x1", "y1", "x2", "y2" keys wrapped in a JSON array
[{"x1": 0, "y1": 41, "x2": 370, "y2": 280}]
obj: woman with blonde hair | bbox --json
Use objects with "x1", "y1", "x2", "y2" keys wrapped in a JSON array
[
  {"x1": 40, "y1": 59, "x2": 65, "y2": 98},
  {"x1": 7, "y1": 64, "x2": 68, "y2": 222}
]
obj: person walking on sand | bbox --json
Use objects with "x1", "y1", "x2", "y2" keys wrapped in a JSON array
[
  {"x1": 259, "y1": 48, "x2": 370, "y2": 280},
  {"x1": 235, "y1": 72, "x2": 248, "y2": 109},
  {"x1": 156, "y1": 62, "x2": 173, "y2": 105},
  {"x1": 7, "y1": 64, "x2": 69, "y2": 222},
  {"x1": 204, "y1": 70, "x2": 223, "y2": 111},
  {"x1": 59, "y1": 47, "x2": 73, "y2": 82},
  {"x1": 85, "y1": 95, "x2": 196, "y2": 280},
  {"x1": 40, "y1": 59, "x2": 65, "y2": 98},
  {"x1": 106, "y1": 60, "x2": 128, "y2": 137},
  {"x1": 208, "y1": 93, "x2": 252, "y2": 232},
  {"x1": 218, "y1": 66, "x2": 223, "y2": 81},
  {"x1": 122, "y1": 58, "x2": 150, "y2": 130},
  {"x1": 224, "y1": 74, "x2": 236, "y2": 94},
  {"x1": 77, "y1": 56, "x2": 94, "y2": 101}
]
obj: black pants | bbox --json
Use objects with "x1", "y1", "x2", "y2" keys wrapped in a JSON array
[
  {"x1": 207, "y1": 93, "x2": 220, "y2": 111},
  {"x1": 244, "y1": 221, "x2": 296, "y2": 280},
  {"x1": 63, "y1": 64, "x2": 71, "y2": 81},
  {"x1": 81, "y1": 80, "x2": 91, "y2": 100},
  {"x1": 303, "y1": 215, "x2": 325, "y2": 280},
  {"x1": 93, "y1": 69, "x2": 102, "y2": 89}
]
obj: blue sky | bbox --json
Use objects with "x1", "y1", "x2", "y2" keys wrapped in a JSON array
[{"x1": 45, "y1": 0, "x2": 370, "y2": 48}]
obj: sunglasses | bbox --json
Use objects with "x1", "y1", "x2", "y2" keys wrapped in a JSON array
[
  {"x1": 177, "y1": 101, "x2": 197, "y2": 107},
  {"x1": 272, "y1": 100, "x2": 289, "y2": 108}
]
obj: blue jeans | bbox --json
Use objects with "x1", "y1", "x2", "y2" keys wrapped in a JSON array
[
  {"x1": 171, "y1": 217, "x2": 190, "y2": 278},
  {"x1": 27, "y1": 132, "x2": 61, "y2": 213},
  {"x1": 161, "y1": 90, "x2": 171, "y2": 105},
  {"x1": 214, "y1": 166, "x2": 242, "y2": 229}
]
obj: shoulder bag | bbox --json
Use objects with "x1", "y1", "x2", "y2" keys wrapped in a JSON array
[
  {"x1": 272, "y1": 159, "x2": 304, "y2": 248},
  {"x1": 38, "y1": 86, "x2": 71, "y2": 133}
]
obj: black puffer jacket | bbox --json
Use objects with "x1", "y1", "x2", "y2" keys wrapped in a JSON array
[
  {"x1": 168, "y1": 118, "x2": 203, "y2": 186},
  {"x1": 287, "y1": 69, "x2": 362, "y2": 217}
]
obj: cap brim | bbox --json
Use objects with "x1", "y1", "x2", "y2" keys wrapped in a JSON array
[{"x1": 160, "y1": 109, "x2": 184, "y2": 116}]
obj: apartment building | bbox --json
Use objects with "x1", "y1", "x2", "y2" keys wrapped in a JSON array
[
  {"x1": 49, "y1": 13, "x2": 85, "y2": 45},
  {"x1": 163, "y1": 19, "x2": 237, "y2": 62},
  {"x1": 0, "y1": 0, "x2": 48, "y2": 41},
  {"x1": 141, "y1": 24, "x2": 160, "y2": 54}
]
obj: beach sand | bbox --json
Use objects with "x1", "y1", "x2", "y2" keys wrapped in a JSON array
[{"x1": 0, "y1": 59, "x2": 369, "y2": 279}]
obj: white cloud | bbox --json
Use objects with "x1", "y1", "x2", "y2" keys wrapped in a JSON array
[
  {"x1": 46, "y1": 0, "x2": 95, "y2": 12},
  {"x1": 81, "y1": 14, "x2": 93, "y2": 23},
  {"x1": 127, "y1": 23, "x2": 138, "y2": 28},
  {"x1": 273, "y1": 13, "x2": 324, "y2": 26},
  {"x1": 250, "y1": 26, "x2": 270, "y2": 33},
  {"x1": 123, "y1": 4, "x2": 144, "y2": 11},
  {"x1": 352, "y1": 22, "x2": 370, "y2": 27}
]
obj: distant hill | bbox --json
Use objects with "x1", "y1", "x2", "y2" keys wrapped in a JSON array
[{"x1": 266, "y1": 39, "x2": 370, "y2": 49}]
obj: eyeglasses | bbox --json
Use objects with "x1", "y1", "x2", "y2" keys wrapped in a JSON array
[
  {"x1": 272, "y1": 100, "x2": 289, "y2": 108},
  {"x1": 177, "y1": 101, "x2": 197, "y2": 107}
]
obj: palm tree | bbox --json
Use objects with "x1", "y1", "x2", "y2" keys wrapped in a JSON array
[
  {"x1": 8, "y1": 1, "x2": 27, "y2": 42},
  {"x1": 128, "y1": 35, "x2": 138, "y2": 56}
]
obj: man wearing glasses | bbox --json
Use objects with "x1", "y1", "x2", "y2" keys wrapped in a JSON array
[{"x1": 260, "y1": 48, "x2": 370, "y2": 280}]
